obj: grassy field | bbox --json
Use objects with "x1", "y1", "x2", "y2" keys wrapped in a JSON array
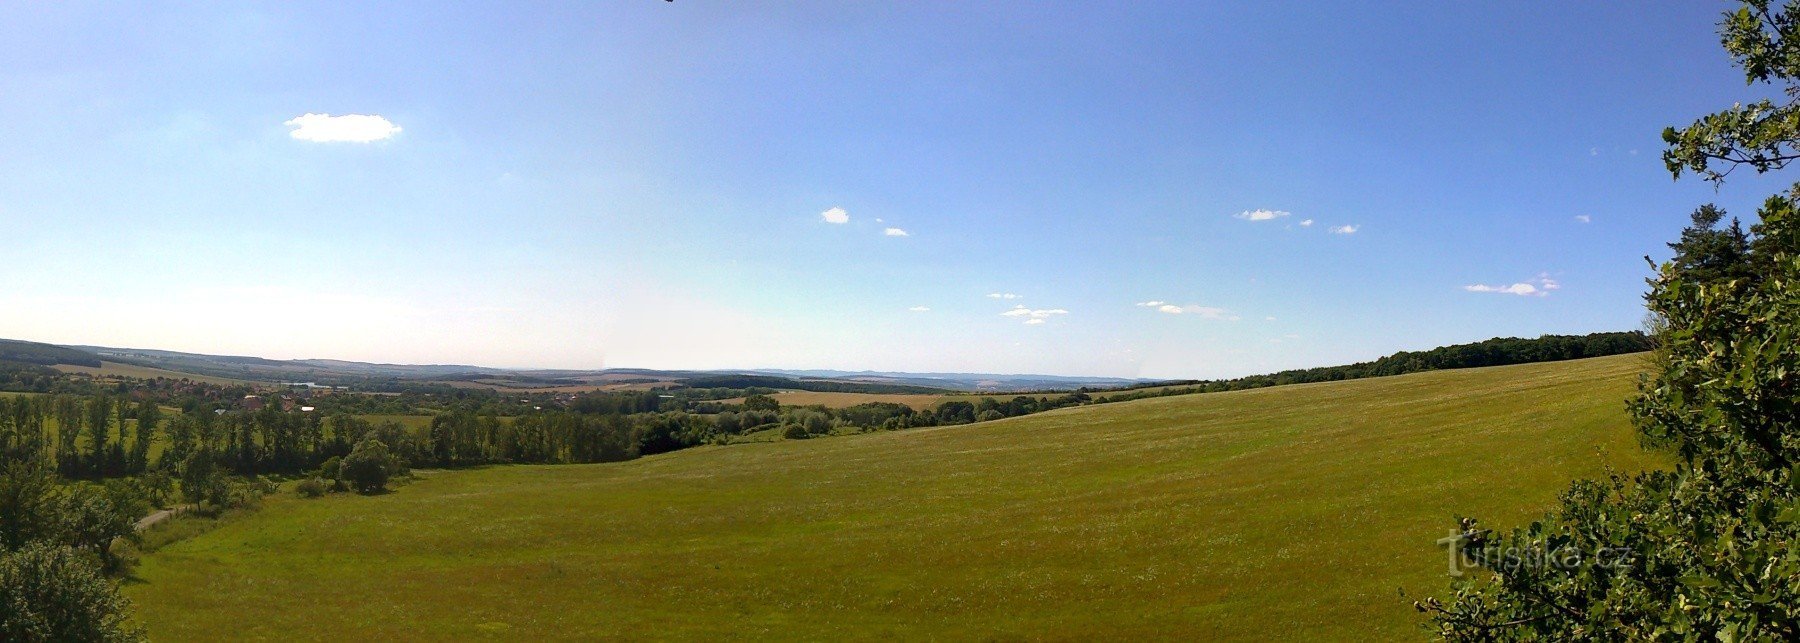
[
  {"x1": 124, "y1": 354, "x2": 1663, "y2": 640},
  {"x1": 52, "y1": 360, "x2": 253, "y2": 386}
]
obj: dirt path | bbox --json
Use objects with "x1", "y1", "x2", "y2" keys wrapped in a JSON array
[{"x1": 136, "y1": 505, "x2": 194, "y2": 532}]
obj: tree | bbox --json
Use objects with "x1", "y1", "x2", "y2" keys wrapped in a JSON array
[
  {"x1": 178, "y1": 448, "x2": 224, "y2": 508},
  {"x1": 0, "y1": 462, "x2": 63, "y2": 551},
  {"x1": 339, "y1": 437, "x2": 390, "y2": 494},
  {"x1": 0, "y1": 543, "x2": 143, "y2": 642},
  {"x1": 742, "y1": 394, "x2": 780, "y2": 412},
  {"x1": 160, "y1": 414, "x2": 195, "y2": 471},
  {"x1": 933, "y1": 401, "x2": 976, "y2": 425},
  {"x1": 51, "y1": 397, "x2": 79, "y2": 478},
  {"x1": 60, "y1": 485, "x2": 138, "y2": 572},
  {"x1": 84, "y1": 396, "x2": 110, "y2": 476},
  {"x1": 1665, "y1": 204, "x2": 1754, "y2": 287},
  {"x1": 128, "y1": 402, "x2": 158, "y2": 475},
  {"x1": 1422, "y1": 3, "x2": 1800, "y2": 637},
  {"x1": 1663, "y1": 0, "x2": 1800, "y2": 184}
]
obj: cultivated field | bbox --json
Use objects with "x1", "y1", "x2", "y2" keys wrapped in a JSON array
[{"x1": 125, "y1": 354, "x2": 1662, "y2": 640}]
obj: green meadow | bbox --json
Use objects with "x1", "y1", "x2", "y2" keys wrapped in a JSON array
[{"x1": 124, "y1": 354, "x2": 1663, "y2": 640}]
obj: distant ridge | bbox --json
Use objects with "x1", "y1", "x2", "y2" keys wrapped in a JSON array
[
  {"x1": 0, "y1": 339, "x2": 102, "y2": 368},
  {"x1": 3, "y1": 341, "x2": 1150, "y2": 393}
]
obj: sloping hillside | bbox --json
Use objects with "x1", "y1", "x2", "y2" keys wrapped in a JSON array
[
  {"x1": 125, "y1": 354, "x2": 1663, "y2": 640},
  {"x1": 0, "y1": 339, "x2": 101, "y2": 367}
]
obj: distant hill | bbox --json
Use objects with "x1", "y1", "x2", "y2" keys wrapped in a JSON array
[
  {"x1": 747, "y1": 368, "x2": 1151, "y2": 392},
  {"x1": 8, "y1": 330, "x2": 1649, "y2": 396},
  {"x1": 0, "y1": 339, "x2": 101, "y2": 367},
  {"x1": 27, "y1": 342, "x2": 1151, "y2": 393}
]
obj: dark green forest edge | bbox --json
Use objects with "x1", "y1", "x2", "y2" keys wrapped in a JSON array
[{"x1": 1101, "y1": 331, "x2": 1650, "y2": 398}]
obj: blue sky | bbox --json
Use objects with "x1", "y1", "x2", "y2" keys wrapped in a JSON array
[{"x1": 0, "y1": 2, "x2": 1783, "y2": 378}]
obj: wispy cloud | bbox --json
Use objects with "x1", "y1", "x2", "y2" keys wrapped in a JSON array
[
  {"x1": 1001, "y1": 305, "x2": 1068, "y2": 318},
  {"x1": 1002, "y1": 305, "x2": 1068, "y2": 324},
  {"x1": 1329, "y1": 225, "x2": 1359, "y2": 235},
  {"x1": 1235, "y1": 209, "x2": 1290, "y2": 221},
  {"x1": 987, "y1": 293, "x2": 1022, "y2": 300},
  {"x1": 883, "y1": 227, "x2": 909, "y2": 237},
  {"x1": 1574, "y1": 215, "x2": 1592, "y2": 224},
  {"x1": 908, "y1": 306, "x2": 930, "y2": 312},
  {"x1": 1299, "y1": 219, "x2": 1314, "y2": 227},
  {"x1": 821, "y1": 207, "x2": 849, "y2": 224},
  {"x1": 1465, "y1": 275, "x2": 1561, "y2": 297},
  {"x1": 284, "y1": 113, "x2": 401, "y2": 142},
  {"x1": 1139, "y1": 301, "x2": 1239, "y2": 320}
]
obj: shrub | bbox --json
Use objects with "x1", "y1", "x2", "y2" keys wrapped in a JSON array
[
  {"x1": 317, "y1": 456, "x2": 341, "y2": 481},
  {"x1": 781, "y1": 424, "x2": 812, "y2": 440},
  {"x1": 976, "y1": 410, "x2": 1004, "y2": 422},
  {"x1": 295, "y1": 478, "x2": 327, "y2": 499}
]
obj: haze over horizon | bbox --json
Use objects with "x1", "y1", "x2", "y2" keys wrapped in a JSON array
[{"x1": 0, "y1": 2, "x2": 1769, "y2": 378}]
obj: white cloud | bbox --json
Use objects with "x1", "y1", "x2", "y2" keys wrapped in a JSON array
[
  {"x1": 1464, "y1": 275, "x2": 1561, "y2": 297},
  {"x1": 1465, "y1": 283, "x2": 1540, "y2": 296},
  {"x1": 1574, "y1": 215, "x2": 1592, "y2": 223},
  {"x1": 883, "y1": 227, "x2": 909, "y2": 237},
  {"x1": 1265, "y1": 316, "x2": 1277, "y2": 321},
  {"x1": 1023, "y1": 318, "x2": 1046, "y2": 325},
  {"x1": 987, "y1": 293, "x2": 1022, "y2": 300},
  {"x1": 1329, "y1": 225, "x2": 1358, "y2": 235},
  {"x1": 284, "y1": 113, "x2": 402, "y2": 142},
  {"x1": 1142, "y1": 303, "x2": 1239, "y2": 320},
  {"x1": 1299, "y1": 219, "x2": 1314, "y2": 227},
  {"x1": 908, "y1": 306, "x2": 931, "y2": 312},
  {"x1": 821, "y1": 207, "x2": 849, "y2": 224},
  {"x1": 1001, "y1": 305, "x2": 1068, "y2": 319},
  {"x1": 1235, "y1": 209, "x2": 1290, "y2": 221}
]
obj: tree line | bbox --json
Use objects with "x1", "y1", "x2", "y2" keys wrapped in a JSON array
[{"x1": 1092, "y1": 331, "x2": 1653, "y2": 404}]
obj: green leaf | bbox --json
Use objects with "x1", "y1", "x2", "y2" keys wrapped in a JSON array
[{"x1": 1679, "y1": 575, "x2": 1721, "y2": 589}]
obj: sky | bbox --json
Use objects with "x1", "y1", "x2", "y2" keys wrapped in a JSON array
[{"x1": 0, "y1": 2, "x2": 1788, "y2": 379}]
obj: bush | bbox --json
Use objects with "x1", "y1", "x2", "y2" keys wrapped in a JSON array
[
  {"x1": 339, "y1": 438, "x2": 390, "y2": 494},
  {"x1": 976, "y1": 410, "x2": 1004, "y2": 422},
  {"x1": 294, "y1": 478, "x2": 327, "y2": 499},
  {"x1": 781, "y1": 424, "x2": 813, "y2": 440}
]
